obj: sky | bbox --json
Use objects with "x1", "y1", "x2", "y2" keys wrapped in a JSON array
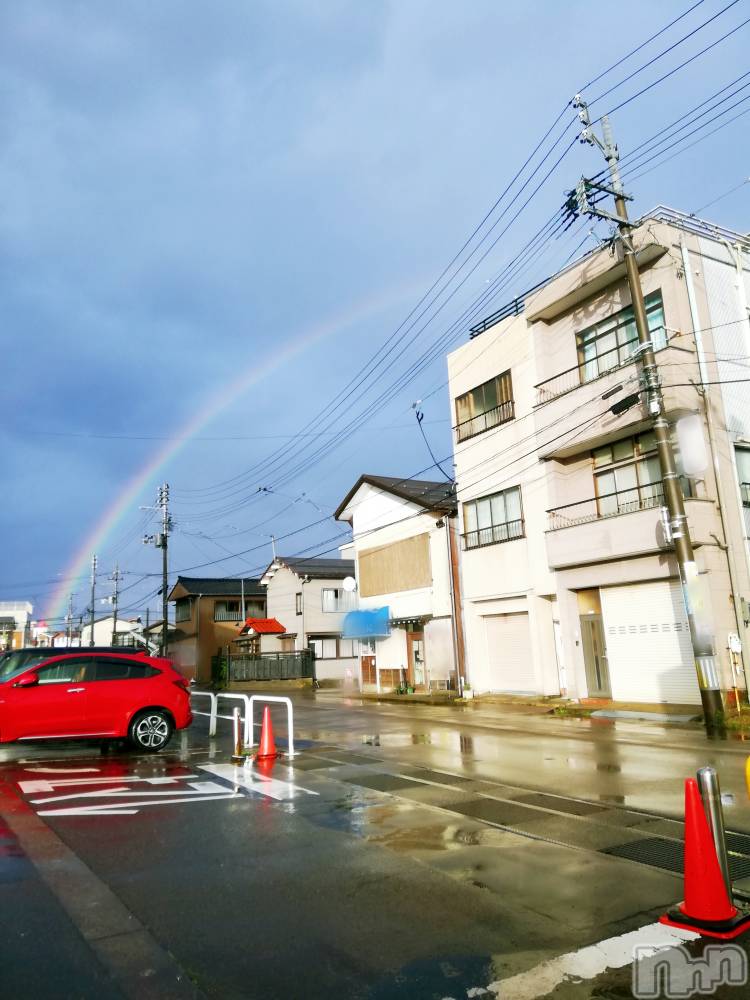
[{"x1": 1, "y1": 0, "x2": 749, "y2": 628}]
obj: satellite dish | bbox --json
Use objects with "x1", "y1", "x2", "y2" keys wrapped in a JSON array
[{"x1": 342, "y1": 576, "x2": 357, "y2": 593}]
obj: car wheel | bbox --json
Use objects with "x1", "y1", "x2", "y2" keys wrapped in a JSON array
[{"x1": 128, "y1": 710, "x2": 173, "y2": 752}]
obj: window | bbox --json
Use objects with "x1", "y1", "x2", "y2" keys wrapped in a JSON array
[
  {"x1": 308, "y1": 636, "x2": 338, "y2": 659},
  {"x1": 174, "y1": 599, "x2": 192, "y2": 623},
  {"x1": 296, "y1": 592, "x2": 302, "y2": 615},
  {"x1": 576, "y1": 291, "x2": 666, "y2": 384},
  {"x1": 593, "y1": 432, "x2": 692, "y2": 517},
  {"x1": 94, "y1": 658, "x2": 159, "y2": 681},
  {"x1": 735, "y1": 447, "x2": 750, "y2": 535},
  {"x1": 338, "y1": 638, "x2": 357, "y2": 657},
  {"x1": 36, "y1": 658, "x2": 93, "y2": 684},
  {"x1": 462, "y1": 486, "x2": 523, "y2": 549},
  {"x1": 214, "y1": 600, "x2": 241, "y2": 622},
  {"x1": 321, "y1": 588, "x2": 356, "y2": 613},
  {"x1": 455, "y1": 370, "x2": 514, "y2": 441}
]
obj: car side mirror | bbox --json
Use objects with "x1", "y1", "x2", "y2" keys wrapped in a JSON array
[{"x1": 14, "y1": 673, "x2": 39, "y2": 688}]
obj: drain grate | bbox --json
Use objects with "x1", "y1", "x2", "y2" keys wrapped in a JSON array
[
  {"x1": 601, "y1": 837, "x2": 750, "y2": 880},
  {"x1": 313, "y1": 750, "x2": 384, "y2": 765},
  {"x1": 448, "y1": 797, "x2": 546, "y2": 827},
  {"x1": 727, "y1": 831, "x2": 750, "y2": 856},
  {"x1": 346, "y1": 774, "x2": 425, "y2": 793},
  {"x1": 409, "y1": 769, "x2": 472, "y2": 786},
  {"x1": 516, "y1": 793, "x2": 606, "y2": 817}
]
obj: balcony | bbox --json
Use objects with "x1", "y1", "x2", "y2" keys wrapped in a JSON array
[
  {"x1": 462, "y1": 518, "x2": 524, "y2": 551},
  {"x1": 545, "y1": 486, "x2": 714, "y2": 570},
  {"x1": 547, "y1": 484, "x2": 665, "y2": 530},
  {"x1": 456, "y1": 400, "x2": 515, "y2": 443},
  {"x1": 534, "y1": 338, "x2": 667, "y2": 407}
]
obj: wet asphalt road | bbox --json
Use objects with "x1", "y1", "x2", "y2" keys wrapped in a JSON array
[{"x1": 2, "y1": 692, "x2": 750, "y2": 999}]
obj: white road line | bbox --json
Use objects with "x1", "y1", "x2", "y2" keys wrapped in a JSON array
[
  {"x1": 30, "y1": 781, "x2": 229, "y2": 805},
  {"x1": 25, "y1": 766, "x2": 101, "y2": 774},
  {"x1": 459, "y1": 922, "x2": 700, "y2": 999},
  {"x1": 18, "y1": 774, "x2": 198, "y2": 793},
  {"x1": 199, "y1": 762, "x2": 319, "y2": 801},
  {"x1": 37, "y1": 793, "x2": 239, "y2": 817}
]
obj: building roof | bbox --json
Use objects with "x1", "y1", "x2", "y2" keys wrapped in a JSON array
[
  {"x1": 239, "y1": 617, "x2": 286, "y2": 636},
  {"x1": 261, "y1": 557, "x2": 355, "y2": 585},
  {"x1": 168, "y1": 576, "x2": 265, "y2": 600},
  {"x1": 468, "y1": 206, "x2": 750, "y2": 340},
  {"x1": 334, "y1": 474, "x2": 456, "y2": 521}
]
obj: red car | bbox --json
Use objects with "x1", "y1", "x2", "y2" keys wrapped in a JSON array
[{"x1": 0, "y1": 650, "x2": 192, "y2": 751}]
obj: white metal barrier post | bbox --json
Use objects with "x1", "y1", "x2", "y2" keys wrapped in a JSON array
[
  {"x1": 216, "y1": 693, "x2": 252, "y2": 744},
  {"x1": 189, "y1": 690, "x2": 218, "y2": 736},
  {"x1": 248, "y1": 695, "x2": 296, "y2": 758}
]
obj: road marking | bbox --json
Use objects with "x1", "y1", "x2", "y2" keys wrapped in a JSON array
[
  {"x1": 25, "y1": 766, "x2": 101, "y2": 774},
  {"x1": 30, "y1": 781, "x2": 229, "y2": 805},
  {"x1": 199, "y1": 762, "x2": 319, "y2": 801},
  {"x1": 18, "y1": 774, "x2": 198, "y2": 793},
  {"x1": 458, "y1": 922, "x2": 700, "y2": 999},
  {"x1": 37, "y1": 793, "x2": 240, "y2": 817}
]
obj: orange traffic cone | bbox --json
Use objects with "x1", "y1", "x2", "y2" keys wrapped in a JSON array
[
  {"x1": 256, "y1": 705, "x2": 278, "y2": 760},
  {"x1": 660, "y1": 778, "x2": 750, "y2": 939}
]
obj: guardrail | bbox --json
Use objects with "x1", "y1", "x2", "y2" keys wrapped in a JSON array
[
  {"x1": 190, "y1": 689, "x2": 252, "y2": 743},
  {"x1": 191, "y1": 690, "x2": 295, "y2": 756}
]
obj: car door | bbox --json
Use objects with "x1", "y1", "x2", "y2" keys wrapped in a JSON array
[
  {"x1": 10, "y1": 656, "x2": 95, "y2": 739},
  {"x1": 86, "y1": 657, "x2": 159, "y2": 736}
]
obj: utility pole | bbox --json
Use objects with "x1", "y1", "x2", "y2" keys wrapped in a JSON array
[
  {"x1": 570, "y1": 96, "x2": 724, "y2": 733},
  {"x1": 145, "y1": 606, "x2": 150, "y2": 652},
  {"x1": 65, "y1": 594, "x2": 74, "y2": 647},
  {"x1": 241, "y1": 578, "x2": 246, "y2": 622},
  {"x1": 89, "y1": 553, "x2": 97, "y2": 646},
  {"x1": 110, "y1": 564, "x2": 122, "y2": 646},
  {"x1": 143, "y1": 483, "x2": 172, "y2": 656}
]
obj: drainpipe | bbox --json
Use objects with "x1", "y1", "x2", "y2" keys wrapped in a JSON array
[{"x1": 681, "y1": 239, "x2": 750, "y2": 695}]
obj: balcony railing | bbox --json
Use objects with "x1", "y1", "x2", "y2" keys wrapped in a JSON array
[
  {"x1": 214, "y1": 608, "x2": 242, "y2": 621},
  {"x1": 547, "y1": 484, "x2": 665, "y2": 530},
  {"x1": 462, "y1": 518, "x2": 524, "y2": 550},
  {"x1": 456, "y1": 400, "x2": 515, "y2": 443},
  {"x1": 321, "y1": 592, "x2": 357, "y2": 613},
  {"x1": 533, "y1": 330, "x2": 667, "y2": 406}
]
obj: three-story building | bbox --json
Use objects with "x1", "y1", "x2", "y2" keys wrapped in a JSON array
[{"x1": 447, "y1": 208, "x2": 750, "y2": 706}]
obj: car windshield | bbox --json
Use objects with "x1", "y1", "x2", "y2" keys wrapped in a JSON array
[{"x1": 0, "y1": 650, "x2": 58, "y2": 683}]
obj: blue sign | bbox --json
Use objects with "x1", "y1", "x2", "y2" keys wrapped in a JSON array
[{"x1": 342, "y1": 607, "x2": 390, "y2": 639}]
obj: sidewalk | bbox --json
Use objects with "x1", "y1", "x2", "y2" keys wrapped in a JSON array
[{"x1": 314, "y1": 686, "x2": 708, "y2": 725}]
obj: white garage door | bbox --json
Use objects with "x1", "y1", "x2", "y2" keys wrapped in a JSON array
[
  {"x1": 484, "y1": 613, "x2": 533, "y2": 692},
  {"x1": 600, "y1": 581, "x2": 700, "y2": 705}
]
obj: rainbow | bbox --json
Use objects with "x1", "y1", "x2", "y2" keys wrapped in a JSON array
[{"x1": 47, "y1": 284, "x2": 413, "y2": 620}]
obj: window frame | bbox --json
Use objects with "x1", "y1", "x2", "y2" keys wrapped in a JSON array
[
  {"x1": 174, "y1": 598, "x2": 193, "y2": 623},
  {"x1": 307, "y1": 635, "x2": 340, "y2": 659},
  {"x1": 455, "y1": 370, "x2": 514, "y2": 442},
  {"x1": 295, "y1": 592, "x2": 303, "y2": 615},
  {"x1": 593, "y1": 432, "x2": 693, "y2": 517},
  {"x1": 462, "y1": 485, "x2": 524, "y2": 550},
  {"x1": 576, "y1": 291, "x2": 666, "y2": 384}
]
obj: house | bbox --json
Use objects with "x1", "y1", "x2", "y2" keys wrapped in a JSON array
[
  {"x1": 259, "y1": 557, "x2": 358, "y2": 685},
  {"x1": 0, "y1": 601, "x2": 33, "y2": 650},
  {"x1": 80, "y1": 616, "x2": 146, "y2": 649},
  {"x1": 446, "y1": 206, "x2": 750, "y2": 706},
  {"x1": 234, "y1": 617, "x2": 286, "y2": 654},
  {"x1": 335, "y1": 475, "x2": 462, "y2": 692},
  {"x1": 167, "y1": 576, "x2": 266, "y2": 681}
]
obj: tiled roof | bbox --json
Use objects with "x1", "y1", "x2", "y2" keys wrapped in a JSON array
[
  {"x1": 240, "y1": 617, "x2": 286, "y2": 635},
  {"x1": 334, "y1": 474, "x2": 456, "y2": 520},
  {"x1": 169, "y1": 576, "x2": 265, "y2": 598}
]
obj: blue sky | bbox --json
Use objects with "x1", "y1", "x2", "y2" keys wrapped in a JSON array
[{"x1": 1, "y1": 0, "x2": 748, "y2": 626}]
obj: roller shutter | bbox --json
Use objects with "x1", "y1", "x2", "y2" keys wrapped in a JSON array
[
  {"x1": 600, "y1": 580, "x2": 700, "y2": 704},
  {"x1": 484, "y1": 613, "x2": 533, "y2": 692}
]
